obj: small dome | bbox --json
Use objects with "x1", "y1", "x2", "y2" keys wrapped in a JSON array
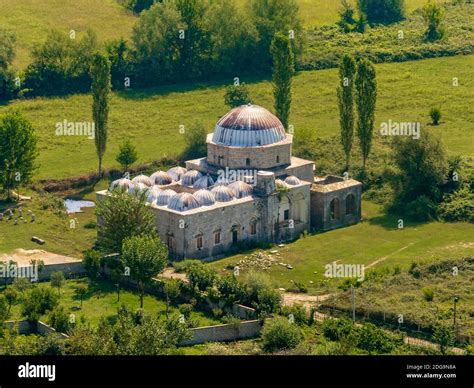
[
  {"x1": 214, "y1": 177, "x2": 230, "y2": 186},
  {"x1": 181, "y1": 170, "x2": 203, "y2": 186},
  {"x1": 168, "y1": 193, "x2": 201, "y2": 212},
  {"x1": 275, "y1": 179, "x2": 289, "y2": 189},
  {"x1": 147, "y1": 186, "x2": 162, "y2": 203},
  {"x1": 150, "y1": 171, "x2": 174, "y2": 186},
  {"x1": 211, "y1": 185, "x2": 234, "y2": 202},
  {"x1": 193, "y1": 174, "x2": 215, "y2": 190},
  {"x1": 132, "y1": 174, "x2": 152, "y2": 187},
  {"x1": 194, "y1": 189, "x2": 216, "y2": 206},
  {"x1": 212, "y1": 105, "x2": 286, "y2": 147},
  {"x1": 109, "y1": 178, "x2": 133, "y2": 192},
  {"x1": 167, "y1": 166, "x2": 187, "y2": 181},
  {"x1": 156, "y1": 189, "x2": 177, "y2": 206},
  {"x1": 128, "y1": 182, "x2": 150, "y2": 195},
  {"x1": 285, "y1": 176, "x2": 301, "y2": 186},
  {"x1": 228, "y1": 181, "x2": 253, "y2": 198}
]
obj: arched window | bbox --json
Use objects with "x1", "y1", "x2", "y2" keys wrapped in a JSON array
[
  {"x1": 345, "y1": 194, "x2": 356, "y2": 215},
  {"x1": 246, "y1": 158, "x2": 251, "y2": 166},
  {"x1": 329, "y1": 198, "x2": 340, "y2": 220},
  {"x1": 276, "y1": 155, "x2": 280, "y2": 163}
]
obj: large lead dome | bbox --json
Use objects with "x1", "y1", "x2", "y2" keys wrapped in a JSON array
[{"x1": 212, "y1": 105, "x2": 286, "y2": 147}]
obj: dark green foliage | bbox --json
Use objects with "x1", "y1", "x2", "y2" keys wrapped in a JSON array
[
  {"x1": 0, "y1": 111, "x2": 38, "y2": 199},
  {"x1": 182, "y1": 122, "x2": 207, "y2": 159},
  {"x1": 250, "y1": 0, "x2": 303, "y2": 70},
  {"x1": 23, "y1": 30, "x2": 98, "y2": 96},
  {"x1": 337, "y1": 54, "x2": 356, "y2": 170},
  {"x1": 95, "y1": 189, "x2": 157, "y2": 252},
  {"x1": 91, "y1": 52, "x2": 111, "y2": 177},
  {"x1": 358, "y1": 0, "x2": 405, "y2": 25},
  {"x1": 82, "y1": 250, "x2": 102, "y2": 279},
  {"x1": 390, "y1": 130, "x2": 448, "y2": 208},
  {"x1": 21, "y1": 286, "x2": 59, "y2": 322},
  {"x1": 438, "y1": 187, "x2": 474, "y2": 222},
  {"x1": 271, "y1": 33, "x2": 294, "y2": 129},
  {"x1": 48, "y1": 306, "x2": 74, "y2": 333},
  {"x1": 357, "y1": 322, "x2": 398, "y2": 354},
  {"x1": 430, "y1": 107, "x2": 442, "y2": 125},
  {"x1": 186, "y1": 262, "x2": 216, "y2": 292},
  {"x1": 433, "y1": 324, "x2": 455, "y2": 354},
  {"x1": 122, "y1": 0, "x2": 155, "y2": 14},
  {"x1": 50, "y1": 271, "x2": 65, "y2": 296},
  {"x1": 322, "y1": 317, "x2": 355, "y2": 341},
  {"x1": 261, "y1": 316, "x2": 303, "y2": 352},
  {"x1": 217, "y1": 274, "x2": 248, "y2": 305},
  {"x1": 0, "y1": 29, "x2": 18, "y2": 100},
  {"x1": 106, "y1": 38, "x2": 132, "y2": 89},
  {"x1": 116, "y1": 140, "x2": 138, "y2": 172},
  {"x1": 281, "y1": 304, "x2": 308, "y2": 325},
  {"x1": 422, "y1": 1, "x2": 445, "y2": 42},
  {"x1": 224, "y1": 83, "x2": 252, "y2": 108},
  {"x1": 355, "y1": 59, "x2": 377, "y2": 170},
  {"x1": 0, "y1": 295, "x2": 9, "y2": 325},
  {"x1": 172, "y1": 259, "x2": 201, "y2": 273},
  {"x1": 121, "y1": 235, "x2": 169, "y2": 308}
]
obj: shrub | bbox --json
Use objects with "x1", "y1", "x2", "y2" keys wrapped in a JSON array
[
  {"x1": 82, "y1": 250, "x2": 102, "y2": 279},
  {"x1": 22, "y1": 286, "x2": 59, "y2": 322},
  {"x1": 224, "y1": 83, "x2": 252, "y2": 108},
  {"x1": 48, "y1": 306, "x2": 73, "y2": 333},
  {"x1": 281, "y1": 304, "x2": 308, "y2": 326},
  {"x1": 358, "y1": 0, "x2": 405, "y2": 25},
  {"x1": 322, "y1": 317, "x2": 355, "y2": 341},
  {"x1": 357, "y1": 323, "x2": 397, "y2": 354},
  {"x1": 186, "y1": 263, "x2": 217, "y2": 292},
  {"x1": 217, "y1": 275, "x2": 248, "y2": 305},
  {"x1": 173, "y1": 259, "x2": 201, "y2": 273},
  {"x1": 116, "y1": 140, "x2": 138, "y2": 172},
  {"x1": 178, "y1": 304, "x2": 193, "y2": 319},
  {"x1": 422, "y1": 1, "x2": 445, "y2": 42},
  {"x1": 438, "y1": 188, "x2": 474, "y2": 222},
  {"x1": 182, "y1": 123, "x2": 207, "y2": 160},
  {"x1": 422, "y1": 287, "x2": 435, "y2": 302},
  {"x1": 261, "y1": 317, "x2": 303, "y2": 353},
  {"x1": 430, "y1": 107, "x2": 442, "y2": 125},
  {"x1": 254, "y1": 287, "x2": 282, "y2": 317},
  {"x1": 433, "y1": 324, "x2": 455, "y2": 355}
]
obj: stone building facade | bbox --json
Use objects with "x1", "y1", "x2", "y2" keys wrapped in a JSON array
[{"x1": 96, "y1": 105, "x2": 362, "y2": 260}]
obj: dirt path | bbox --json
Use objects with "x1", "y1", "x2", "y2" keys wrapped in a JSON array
[
  {"x1": 0, "y1": 249, "x2": 80, "y2": 265},
  {"x1": 366, "y1": 243, "x2": 415, "y2": 269}
]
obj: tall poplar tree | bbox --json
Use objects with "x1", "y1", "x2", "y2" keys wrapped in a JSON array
[
  {"x1": 337, "y1": 55, "x2": 356, "y2": 171},
  {"x1": 355, "y1": 59, "x2": 377, "y2": 171},
  {"x1": 91, "y1": 52, "x2": 111, "y2": 178},
  {"x1": 270, "y1": 33, "x2": 294, "y2": 129}
]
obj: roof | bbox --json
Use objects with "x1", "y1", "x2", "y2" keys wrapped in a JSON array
[
  {"x1": 211, "y1": 104, "x2": 286, "y2": 147},
  {"x1": 312, "y1": 176, "x2": 362, "y2": 193}
]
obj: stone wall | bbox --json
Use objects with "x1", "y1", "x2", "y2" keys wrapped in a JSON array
[
  {"x1": 207, "y1": 135, "x2": 292, "y2": 169},
  {"x1": 4, "y1": 320, "x2": 69, "y2": 339},
  {"x1": 310, "y1": 182, "x2": 362, "y2": 231},
  {"x1": 180, "y1": 320, "x2": 262, "y2": 346}
]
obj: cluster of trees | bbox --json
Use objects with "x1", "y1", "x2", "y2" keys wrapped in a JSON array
[
  {"x1": 13, "y1": 0, "x2": 302, "y2": 98},
  {"x1": 0, "y1": 111, "x2": 38, "y2": 199},
  {"x1": 337, "y1": 54, "x2": 377, "y2": 172},
  {"x1": 0, "y1": 29, "x2": 18, "y2": 100}
]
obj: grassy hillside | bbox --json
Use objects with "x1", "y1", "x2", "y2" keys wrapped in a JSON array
[
  {"x1": 208, "y1": 201, "x2": 474, "y2": 293},
  {"x1": 0, "y1": 0, "x2": 136, "y2": 68},
  {"x1": 0, "y1": 55, "x2": 472, "y2": 181}
]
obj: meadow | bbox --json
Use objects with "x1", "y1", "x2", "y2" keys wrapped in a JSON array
[
  {"x1": 0, "y1": 55, "x2": 472, "y2": 181},
  {"x1": 208, "y1": 201, "x2": 474, "y2": 293}
]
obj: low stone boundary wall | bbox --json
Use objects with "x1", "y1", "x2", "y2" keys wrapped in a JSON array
[
  {"x1": 38, "y1": 262, "x2": 86, "y2": 281},
  {"x1": 4, "y1": 320, "x2": 69, "y2": 339},
  {"x1": 180, "y1": 319, "x2": 262, "y2": 346}
]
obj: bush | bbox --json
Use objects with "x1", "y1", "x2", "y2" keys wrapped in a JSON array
[
  {"x1": 254, "y1": 287, "x2": 282, "y2": 317},
  {"x1": 173, "y1": 259, "x2": 201, "y2": 273},
  {"x1": 178, "y1": 304, "x2": 193, "y2": 319},
  {"x1": 261, "y1": 317, "x2": 303, "y2": 353},
  {"x1": 82, "y1": 250, "x2": 102, "y2": 279},
  {"x1": 438, "y1": 188, "x2": 474, "y2": 222},
  {"x1": 322, "y1": 317, "x2": 355, "y2": 341},
  {"x1": 224, "y1": 83, "x2": 252, "y2": 108},
  {"x1": 358, "y1": 0, "x2": 405, "y2": 25},
  {"x1": 281, "y1": 304, "x2": 308, "y2": 326},
  {"x1": 48, "y1": 306, "x2": 73, "y2": 333},
  {"x1": 357, "y1": 323, "x2": 397, "y2": 354},
  {"x1": 116, "y1": 140, "x2": 138, "y2": 172},
  {"x1": 217, "y1": 275, "x2": 248, "y2": 305},
  {"x1": 422, "y1": 287, "x2": 435, "y2": 302},
  {"x1": 182, "y1": 123, "x2": 207, "y2": 160},
  {"x1": 22, "y1": 286, "x2": 59, "y2": 322},
  {"x1": 430, "y1": 107, "x2": 442, "y2": 125},
  {"x1": 186, "y1": 263, "x2": 217, "y2": 292}
]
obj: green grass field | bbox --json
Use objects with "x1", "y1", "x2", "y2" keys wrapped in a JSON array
[
  {"x1": 0, "y1": 0, "x2": 136, "y2": 68},
  {"x1": 5, "y1": 278, "x2": 221, "y2": 327},
  {"x1": 208, "y1": 201, "x2": 474, "y2": 293},
  {"x1": 0, "y1": 55, "x2": 472, "y2": 181}
]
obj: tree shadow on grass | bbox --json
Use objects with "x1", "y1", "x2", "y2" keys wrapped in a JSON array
[
  {"x1": 116, "y1": 73, "x2": 270, "y2": 101},
  {"x1": 367, "y1": 211, "x2": 432, "y2": 230}
]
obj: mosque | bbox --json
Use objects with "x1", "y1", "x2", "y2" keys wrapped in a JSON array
[{"x1": 96, "y1": 104, "x2": 362, "y2": 260}]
